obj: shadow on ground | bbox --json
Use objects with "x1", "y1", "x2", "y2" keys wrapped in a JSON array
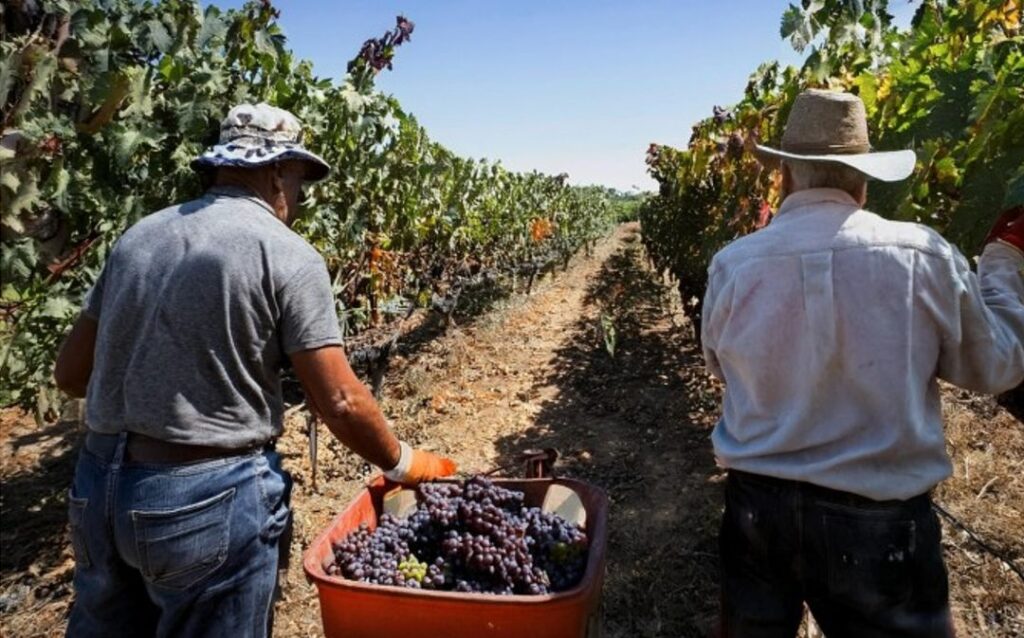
[
  {"x1": 494, "y1": 232, "x2": 726, "y2": 637},
  {"x1": 0, "y1": 418, "x2": 80, "y2": 623}
]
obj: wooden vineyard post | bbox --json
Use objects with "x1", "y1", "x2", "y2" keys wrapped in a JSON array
[{"x1": 367, "y1": 237, "x2": 381, "y2": 326}]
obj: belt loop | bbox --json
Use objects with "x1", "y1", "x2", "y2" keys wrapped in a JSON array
[{"x1": 112, "y1": 431, "x2": 129, "y2": 467}]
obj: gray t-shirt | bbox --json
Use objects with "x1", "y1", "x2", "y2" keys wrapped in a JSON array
[{"x1": 83, "y1": 186, "x2": 342, "y2": 448}]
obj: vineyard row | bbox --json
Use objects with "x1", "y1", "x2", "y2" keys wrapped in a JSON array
[{"x1": 0, "y1": 0, "x2": 639, "y2": 417}]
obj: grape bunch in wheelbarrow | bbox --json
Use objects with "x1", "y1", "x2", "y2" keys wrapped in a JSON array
[{"x1": 327, "y1": 476, "x2": 589, "y2": 595}]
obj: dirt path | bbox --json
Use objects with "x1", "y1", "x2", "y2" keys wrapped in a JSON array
[
  {"x1": 271, "y1": 223, "x2": 728, "y2": 636},
  {"x1": 274, "y1": 221, "x2": 1023, "y2": 637},
  {"x1": 2, "y1": 223, "x2": 1021, "y2": 636}
]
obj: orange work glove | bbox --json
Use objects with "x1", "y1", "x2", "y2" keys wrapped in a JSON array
[
  {"x1": 383, "y1": 441, "x2": 457, "y2": 485},
  {"x1": 984, "y1": 206, "x2": 1024, "y2": 255}
]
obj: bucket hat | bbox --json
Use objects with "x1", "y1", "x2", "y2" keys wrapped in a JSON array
[
  {"x1": 754, "y1": 89, "x2": 915, "y2": 182},
  {"x1": 191, "y1": 103, "x2": 329, "y2": 181}
]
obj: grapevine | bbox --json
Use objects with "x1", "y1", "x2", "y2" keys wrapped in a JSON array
[
  {"x1": 0, "y1": 1, "x2": 621, "y2": 417},
  {"x1": 640, "y1": 0, "x2": 1024, "y2": 341}
]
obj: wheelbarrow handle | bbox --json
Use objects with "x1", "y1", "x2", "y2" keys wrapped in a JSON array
[{"x1": 477, "y1": 448, "x2": 560, "y2": 479}]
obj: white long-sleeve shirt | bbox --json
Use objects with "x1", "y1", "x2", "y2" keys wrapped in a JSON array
[{"x1": 702, "y1": 188, "x2": 1024, "y2": 500}]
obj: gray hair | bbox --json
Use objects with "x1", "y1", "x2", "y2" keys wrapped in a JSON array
[{"x1": 784, "y1": 159, "x2": 867, "y2": 195}]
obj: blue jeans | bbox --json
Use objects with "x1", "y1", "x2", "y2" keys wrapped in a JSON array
[
  {"x1": 66, "y1": 433, "x2": 291, "y2": 638},
  {"x1": 719, "y1": 470, "x2": 953, "y2": 638}
]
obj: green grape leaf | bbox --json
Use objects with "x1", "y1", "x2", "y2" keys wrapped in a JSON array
[
  {"x1": 0, "y1": 47, "x2": 22, "y2": 107},
  {"x1": 40, "y1": 296, "x2": 76, "y2": 319},
  {"x1": 254, "y1": 28, "x2": 278, "y2": 59},
  {"x1": 852, "y1": 72, "x2": 878, "y2": 112},
  {"x1": 175, "y1": 96, "x2": 216, "y2": 136},
  {"x1": 781, "y1": 4, "x2": 815, "y2": 52},
  {"x1": 1004, "y1": 170, "x2": 1024, "y2": 209},
  {"x1": 1, "y1": 170, "x2": 20, "y2": 194},
  {"x1": 933, "y1": 156, "x2": 960, "y2": 187},
  {"x1": 4, "y1": 176, "x2": 40, "y2": 225},
  {"x1": 110, "y1": 123, "x2": 164, "y2": 168},
  {"x1": 122, "y1": 66, "x2": 154, "y2": 117},
  {"x1": 0, "y1": 239, "x2": 36, "y2": 282},
  {"x1": 146, "y1": 19, "x2": 173, "y2": 53},
  {"x1": 158, "y1": 56, "x2": 185, "y2": 83},
  {"x1": 197, "y1": 8, "x2": 228, "y2": 48},
  {"x1": 111, "y1": 126, "x2": 144, "y2": 168},
  {"x1": 44, "y1": 163, "x2": 71, "y2": 207}
]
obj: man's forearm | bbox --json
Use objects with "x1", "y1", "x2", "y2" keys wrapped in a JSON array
[
  {"x1": 981, "y1": 242, "x2": 1024, "y2": 295},
  {"x1": 939, "y1": 243, "x2": 1024, "y2": 393},
  {"x1": 54, "y1": 315, "x2": 98, "y2": 398},
  {"x1": 316, "y1": 383, "x2": 402, "y2": 469},
  {"x1": 290, "y1": 345, "x2": 403, "y2": 469}
]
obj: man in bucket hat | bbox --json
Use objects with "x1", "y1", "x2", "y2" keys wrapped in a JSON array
[
  {"x1": 53, "y1": 103, "x2": 456, "y2": 637},
  {"x1": 702, "y1": 90, "x2": 1023, "y2": 636}
]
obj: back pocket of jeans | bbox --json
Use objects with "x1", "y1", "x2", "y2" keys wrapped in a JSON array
[
  {"x1": 67, "y1": 491, "x2": 91, "y2": 569},
  {"x1": 823, "y1": 513, "x2": 915, "y2": 612},
  {"x1": 132, "y1": 487, "x2": 235, "y2": 591}
]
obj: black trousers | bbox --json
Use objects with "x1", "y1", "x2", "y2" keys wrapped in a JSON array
[{"x1": 719, "y1": 470, "x2": 953, "y2": 638}]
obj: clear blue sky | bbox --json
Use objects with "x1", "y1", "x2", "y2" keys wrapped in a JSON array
[{"x1": 212, "y1": 1, "x2": 918, "y2": 191}]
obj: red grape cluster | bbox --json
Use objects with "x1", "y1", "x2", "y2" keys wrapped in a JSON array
[
  {"x1": 523, "y1": 507, "x2": 588, "y2": 591},
  {"x1": 349, "y1": 15, "x2": 415, "y2": 73},
  {"x1": 328, "y1": 476, "x2": 589, "y2": 595}
]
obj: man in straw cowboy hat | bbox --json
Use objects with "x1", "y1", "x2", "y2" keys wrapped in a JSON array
[
  {"x1": 702, "y1": 89, "x2": 1023, "y2": 636},
  {"x1": 53, "y1": 103, "x2": 456, "y2": 637}
]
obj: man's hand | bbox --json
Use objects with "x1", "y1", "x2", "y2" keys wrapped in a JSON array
[
  {"x1": 383, "y1": 441, "x2": 457, "y2": 486},
  {"x1": 985, "y1": 206, "x2": 1024, "y2": 255}
]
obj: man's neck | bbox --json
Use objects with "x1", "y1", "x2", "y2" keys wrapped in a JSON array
[
  {"x1": 211, "y1": 171, "x2": 289, "y2": 224},
  {"x1": 782, "y1": 186, "x2": 867, "y2": 207},
  {"x1": 213, "y1": 175, "x2": 272, "y2": 204}
]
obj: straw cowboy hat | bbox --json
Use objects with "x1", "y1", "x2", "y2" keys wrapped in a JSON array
[
  {"x1": 754, "y1": 89, "x2": 915, "y2": 182},
  {"x1": 192, "y1": 103, "x2": 330, "y2": 181}
]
